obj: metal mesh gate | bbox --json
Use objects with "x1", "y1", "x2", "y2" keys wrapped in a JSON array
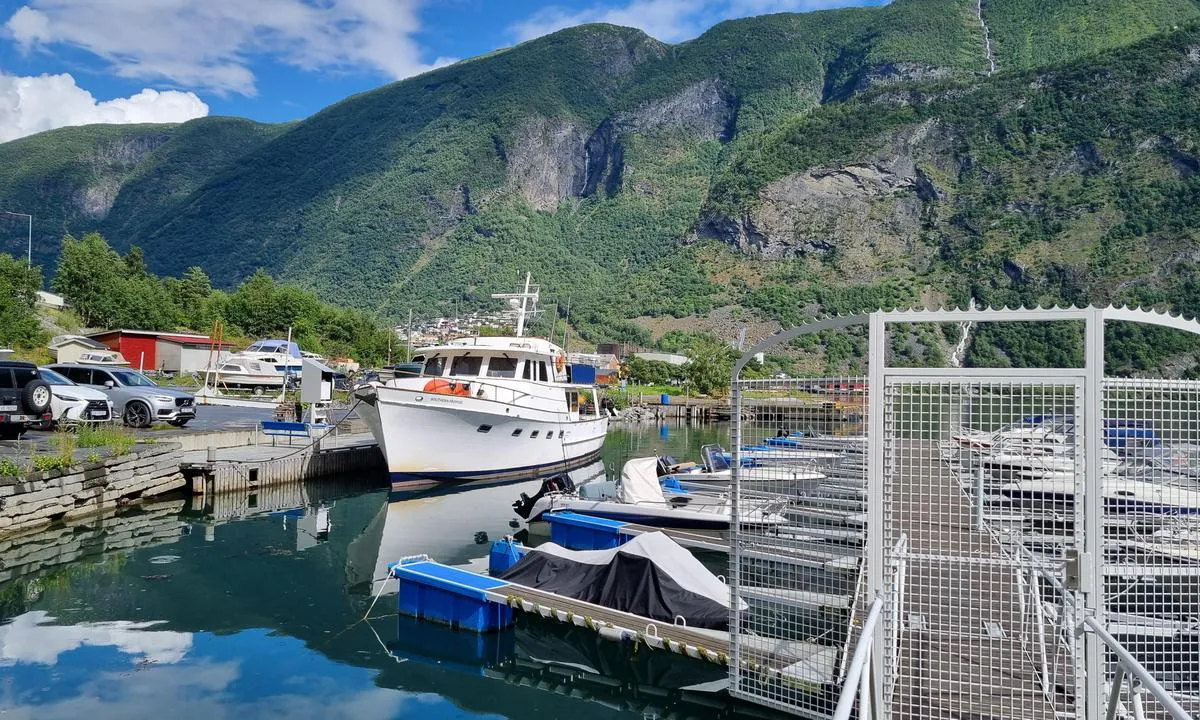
[
  {"x1": 728, "y1": 309, "x2": 1200, "y2": 720},
  {"x1": 880, "y1": 378, "x2": 1082, "y2": 719},
  {"x1": 1100, "y1": 378, "x2": 1200, "y2": 718}
]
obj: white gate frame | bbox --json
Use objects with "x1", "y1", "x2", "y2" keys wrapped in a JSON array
[{"x1": 729, "y1": 306, "x2": 1200, "y2": 720}]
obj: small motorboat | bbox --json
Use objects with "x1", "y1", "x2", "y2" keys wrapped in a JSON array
[
  {"x1": 660, "y1": 446, "x2": 826, "y2": 493},
  {"x1": 997, "y1": 473, "x2": 1200, "y2": 515},
  {"x1": 76, "y1": 349, "x2": 130, "y2": 366},
  {"x1": 512, "y1": 457, "x2": 789, "y2": 530}
]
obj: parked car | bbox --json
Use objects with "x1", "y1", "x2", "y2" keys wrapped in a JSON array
[
  {"x1": 0, "y1": 361, "x2": 53, "y2": 440},
  {"x1": 48, "y1": 364, "x2": 196, "y2": 428},
  {"x1": 37, "y1": 367, "x2": 115, "y2": 427}
]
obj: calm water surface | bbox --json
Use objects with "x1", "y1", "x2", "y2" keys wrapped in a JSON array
[{"x1": 0, "y1": 423, "x2": 778, "y2": 720}]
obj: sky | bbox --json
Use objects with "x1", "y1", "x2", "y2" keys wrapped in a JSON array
[{"x1": 0, "y1": 0, "x2": 882, "y2": 142}]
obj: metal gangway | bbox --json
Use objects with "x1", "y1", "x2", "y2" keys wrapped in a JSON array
[{"x1": 728, "y1": 307, "x2": 1199, "y2": 720}]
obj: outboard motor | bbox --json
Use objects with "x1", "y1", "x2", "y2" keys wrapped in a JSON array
[{"x1": 511, "y1": 474, "x2": 575, "y2": 520}]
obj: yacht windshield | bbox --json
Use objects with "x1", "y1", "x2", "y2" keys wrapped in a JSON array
[
  {"x1": 423, "y1": 356, "x2": 446, "y2": 376},
  {"x1": 111, "y1": 370, "x2": 157, "y2": 387},
  {"x1": 486, "y1": 357, "x2": 517, "y2": 378},
  {"x1": 451, "y1": 356, "x2": 483, "y2": 377}
]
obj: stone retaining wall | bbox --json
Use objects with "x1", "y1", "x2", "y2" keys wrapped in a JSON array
[
  {"x1": 0, "y1": 497, "x2": 187, "y2": 586},
  {"x1": 0, "y1": 443, "x2": 186, "y2": 536}
]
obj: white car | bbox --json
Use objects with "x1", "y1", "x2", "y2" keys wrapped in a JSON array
[{"x1": 37, "y1": 366, "x2": 114, "y2": 426}]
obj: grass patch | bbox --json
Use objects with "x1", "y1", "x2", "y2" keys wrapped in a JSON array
[
  {"x1": 29, "y1": 454, "x2": 72, "y2": 472},
  {"x1": 148, "y1": 423, "x2": 175, "y2": 431},
  {"x1": 0, "y1": 457, "x2": 22, "y2": 477},
  {"x1": 75, "y1": 424, "x2": 137, "y2": 456}
]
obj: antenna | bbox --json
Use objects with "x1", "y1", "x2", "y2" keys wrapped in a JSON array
[{"x1": 490, "y1": 271, "x2": 540, "y2": 338}]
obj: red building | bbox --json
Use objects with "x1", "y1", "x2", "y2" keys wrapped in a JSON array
[{"x1": 87, "y1": 330, "x2": 231, "y2": 373}]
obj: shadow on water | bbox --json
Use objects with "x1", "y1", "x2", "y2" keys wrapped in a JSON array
[{"x1": 0, "y1": 423, "x2": 793, "y2": 719}]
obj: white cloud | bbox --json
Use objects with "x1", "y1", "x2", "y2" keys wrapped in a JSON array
[
  {"x1": 0, "y1": 611, "x2": 194, "y2": 666},
  {"x1": 4, "y1": 0, "x2": 455, "y2": 96},
  {"x1": 509, "y1": 0, "x2": 872, "y2": 44},
  {"x1": 0, "y1": 71, "x2": 208, "y2": 142}
]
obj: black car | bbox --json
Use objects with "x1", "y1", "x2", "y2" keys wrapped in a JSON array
[{"x1": 0, "y1": 361, "x2": 53, "y2": 440}]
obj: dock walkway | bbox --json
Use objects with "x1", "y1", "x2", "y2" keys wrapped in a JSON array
[
  {"x1": 181, "y1": 432, "x2": 383, "y2": 493},
  {"x1": 888, "y1": 441, "x2": 1064, "y2": 720}
]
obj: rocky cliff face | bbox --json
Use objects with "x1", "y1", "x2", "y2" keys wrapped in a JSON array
[
  {"x1": 505, "y1": 79, "x2": 736, "y2": 209},
  {"x1": 73, "y1": 134, "x2": 171, "y2": 220},
  {"x1": 506, "y1": 117, "x2": 589, "y2": 211},
  {"x1": 703, "y1": 121, "x2": 949, "y2": 280}
]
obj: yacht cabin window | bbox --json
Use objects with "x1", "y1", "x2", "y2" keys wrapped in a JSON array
[
  {"x1": 486, "y1": 357, "x2": 517, "y2": 378},
  {"x1": 538, "y1": 362, "x2": 548, "y2": 382},
  {"x1": 522, "y1": 361, "x2": 533, "y2": 380},
  {"x1": 450, "y1": 356, "x2": 482, "y2": 377},
  {"x1": 423, "y1": 356, "x2": 446, "y2": 377}
]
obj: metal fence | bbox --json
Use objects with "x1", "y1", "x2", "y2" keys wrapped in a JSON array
[
  {"x1": 729, "y1": 308, "x2": 1200, "y2": 720},
  {"x1": 727, "y1": 373, "x2": 868, "y2": 718}
]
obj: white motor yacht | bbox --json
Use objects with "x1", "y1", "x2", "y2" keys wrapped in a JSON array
[{"x1": 353, "y1": 274, "x2": 609, "y2": 489}]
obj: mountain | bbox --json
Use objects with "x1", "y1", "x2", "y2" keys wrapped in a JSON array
[{"x1": 1, "y1": 0, "x2": 1199, "y2": 371}]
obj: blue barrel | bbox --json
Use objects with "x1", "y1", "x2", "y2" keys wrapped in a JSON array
[
  {"x1": 488, "y1": 538, "x2": 526, "y2": 575},
  {"x1": 660, "y1": 393, "x2": 669, "y2": 405}
]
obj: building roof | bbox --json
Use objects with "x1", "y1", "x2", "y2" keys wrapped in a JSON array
[
  {"x1": 49, "y1": 334, "x2": 107, "y2": 350},
  {"x1": 87, "y1": 329, "x2": 229, "y2": 345},
  {"x1": 157, "y1": 334, "x2": 234, "y2": 347}
]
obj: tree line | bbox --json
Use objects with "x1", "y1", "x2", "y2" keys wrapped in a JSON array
[{"x1": 0, "y1": 233, "x2": 396, "y2": 366}]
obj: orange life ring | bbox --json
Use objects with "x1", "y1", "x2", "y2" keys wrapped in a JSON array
[
  {"x1": 555, "y1": 355, "x2": 565, "y2": 372},
  {"x1": 423, "y1": 379, "x2": 470, "y2": 397}
]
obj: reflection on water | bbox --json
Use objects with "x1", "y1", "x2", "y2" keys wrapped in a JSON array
[{"x1": 0, "y1": 422, "x2": 781, "y2": 720}]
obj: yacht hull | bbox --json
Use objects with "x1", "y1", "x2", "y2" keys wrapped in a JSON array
[{"x1": 356, "y1": 385, "x2": 609, "y2": 488}]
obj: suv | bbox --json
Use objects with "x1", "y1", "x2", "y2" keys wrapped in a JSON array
[
  {"x1": 0, "y1": 361, "x2": 53, "y2": 439},
  {"x1": 49, "y1": 364, "x2": 196, "y2": 428}
]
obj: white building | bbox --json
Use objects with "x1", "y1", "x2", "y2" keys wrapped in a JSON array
[{"x1": 633, "y1": 351, "x2": 690, "y2": 366}]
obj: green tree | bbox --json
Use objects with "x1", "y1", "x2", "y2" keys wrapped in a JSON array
[
  {"x1": 0, "y1": 254, "x2": 47, "y2": 349},
  {"x1": 684, "y1": 336, "x2": 738, "y2": 396}
]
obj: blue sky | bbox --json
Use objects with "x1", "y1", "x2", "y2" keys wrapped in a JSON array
[{"x1": 0, "y1": 0, "x2": 881, "y2": 141}]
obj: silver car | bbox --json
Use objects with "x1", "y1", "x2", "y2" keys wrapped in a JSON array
[{"x1": 49, "y1": 364, "x2": 197, "y2": 428}]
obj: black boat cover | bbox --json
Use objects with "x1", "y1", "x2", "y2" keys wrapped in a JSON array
[{"x1": 497, "y1": 532, "x2": 743, "y2": 630}]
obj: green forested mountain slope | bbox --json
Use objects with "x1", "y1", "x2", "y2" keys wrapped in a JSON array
[{"x1": 0, "y1": 0, "x2": 1198, "y2": 371}]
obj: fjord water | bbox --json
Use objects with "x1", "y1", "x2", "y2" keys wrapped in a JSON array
[{"x1": 0, "y1": 423, "x2": 750, "y2": 720}]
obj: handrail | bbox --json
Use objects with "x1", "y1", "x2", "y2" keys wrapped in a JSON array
[
  {"x1": 1084, "y1": 615, "x2": 1194, "y2": 720},
  {"x1": 833, "y1": 595, "x2": 883, "y2": 720}
]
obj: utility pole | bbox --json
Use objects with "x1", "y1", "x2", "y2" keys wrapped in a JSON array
[
  {"x1": 406, "y1": 308, "x2": 413, "y2": 359},
  {"x1": 0, "y1": 211, "x2": 31, "y2": 266}
]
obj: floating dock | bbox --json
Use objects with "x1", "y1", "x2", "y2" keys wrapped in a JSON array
[{"x1": 388, "y1": 556, "x2": 839, "y2": 686}]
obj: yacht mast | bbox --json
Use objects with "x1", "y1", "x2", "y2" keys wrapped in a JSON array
[
  {"x1": 517, "y1": 272, "x2": 531, "y2": 337},
  {"x1": 491, "y1": 272, "x2": 539, "y2": 338}
]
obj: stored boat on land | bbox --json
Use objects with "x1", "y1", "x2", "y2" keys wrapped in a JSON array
[
  {"x1": 211, "y1": 339, "x2": 303, "y2": 390},
  {"x1": 354, "y1": 274, "x2": 609, "y2": 488},
  {"x1": 661, "y1": 445, "x2": 827, "y2": 491}
]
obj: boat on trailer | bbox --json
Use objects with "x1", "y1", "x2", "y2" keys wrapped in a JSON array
[{"x1": 354, "y1": 274, "x2": 609, "y2": 489}]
